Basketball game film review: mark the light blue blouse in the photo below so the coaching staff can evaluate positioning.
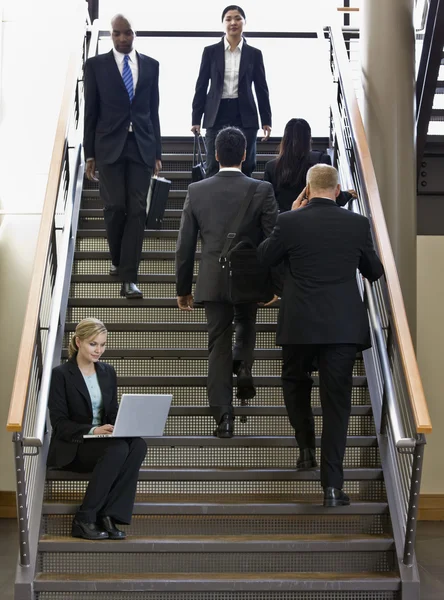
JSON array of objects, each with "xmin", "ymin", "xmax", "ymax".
[{"xmin": 82, "ymin": 372, "xmax": 104, "ymax": 434}]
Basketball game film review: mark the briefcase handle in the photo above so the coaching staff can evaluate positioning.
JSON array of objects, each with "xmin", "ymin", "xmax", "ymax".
[{"xmin": 193, "ymin": 131, "xmax": 207, "ymax": 167}]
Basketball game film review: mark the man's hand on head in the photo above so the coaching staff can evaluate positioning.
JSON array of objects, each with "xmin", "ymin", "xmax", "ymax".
[
  {"xmin": 177, "ymin": 294, "xmax": 194, "ymax": 311},
  {"xmin": 86, "ymin": 158, "xmax": 98, "ymax": 182},
  {"xmin": 291, "ymin": 186, "xmax": 309, "ymax": 210}
]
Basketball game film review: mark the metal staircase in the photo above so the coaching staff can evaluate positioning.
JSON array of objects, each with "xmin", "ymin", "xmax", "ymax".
[
  {"xmin": 30, "ymin": 137, "xmax": 401, "ymax": 599},
  {"xmin": 7, "ymin": 20, "xmax": 431, "ymax": 600}
]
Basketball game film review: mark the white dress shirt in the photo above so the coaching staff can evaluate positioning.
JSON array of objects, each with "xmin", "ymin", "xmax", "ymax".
[
  {"xmin": 113, "ymin": 48, "xmax": 138, "ymax": 132},
  {"xmin": 222, "ymin": 37, "xmax": 244, "ymax": 99},
  {"xmin": 219, "ymin": 167, "xmax": 242, "ymax": 172}
]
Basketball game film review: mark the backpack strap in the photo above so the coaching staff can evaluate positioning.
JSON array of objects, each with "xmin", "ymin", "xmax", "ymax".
[{"xmin": 219, "ymin": 180, "xmax": 260, "ymax": 265}]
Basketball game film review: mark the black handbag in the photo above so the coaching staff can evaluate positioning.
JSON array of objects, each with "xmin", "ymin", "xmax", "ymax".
[
  {"xmin": 219, "ymin": 180, "xmax": 275, "ymax": 304},
  {"xmin": 191, "ymin": 132, "xmax": 207, "ymax": 182}
]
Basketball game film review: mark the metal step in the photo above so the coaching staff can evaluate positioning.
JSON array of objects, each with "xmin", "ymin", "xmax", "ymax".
[
  {"xmin": 45, "ymin": 478, "xmax": 385, "ymax": 502},
  {"xmin": 41, "ymin": 509, "xmax": 390, "ymax": 537},
  {"xmin": 42, "ymin": 495, "xmax": 388, "ymax": 516},
  {"xmin": 111, "ymin": 386, "xmax": 370, "ymax": 408},
  {"xmin": 64, "ymin": 320, "xmax": 278, "ymax": 332},
  {"xmin": 47, "ymin": 466, "xmax": 382, "ymax": 481},
  {"xmin": 77, "ymin": 228, "xmax": 180, "ymax": 238},
  {"xmin": 39, "ymin": 533, "xmax": 395, "ymax": 553},
  {"xmin": 65, "ymin": 306, "xmax": 279, "ymax": 325},
  {"xmin": 74, "ymin": 250, "xmax": 198, "ymax": 261},
  {"xmin": 61, "ymin": 348, "xmax": 283, "ymax": 359},
  {"xmin": 79, "ymin": 357, "xmax": 364, "ymax": 379},
  {"xmin": 80, "ymin": 375, "xmax": 367, "ymax": 387},
  {"xmin": 34, "ymin": 572, "xmax": 401, "ymax": 593}
]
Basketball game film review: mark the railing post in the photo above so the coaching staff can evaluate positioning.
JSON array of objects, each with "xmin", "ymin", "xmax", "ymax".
[
  {"xmin": 403, "ymin": 436, "xmax": 426, "ymax": 566},
  {"xmin": 13, "ymin": 432, "xmax": 31, "ymax": 567}
]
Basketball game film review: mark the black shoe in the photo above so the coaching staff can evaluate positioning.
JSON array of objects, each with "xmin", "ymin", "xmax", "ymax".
[
  {"xmin": 323, "ymin": 487, "xmax": 350, "ymax": 507},
  {"xmin": 120, "ymin": 282, "xmax": 143, "ymax": 299},
  {"xmin": 296, "ymin": 448, "xmax": 318, "ymax": 471},
  {"xmin": 99, "ymin": 516, "xmax": 126, "ymax": 540},
  {"xmin": 236, "ymin": 362, "xmax": 256, "ymax": 400},
  {"xmin": 71, "ymin": 517, "xmax": 109, "ymax": 540},
  {"xmin": 213, "ymin": 413, "xmax": 234, "ymax": 438},
  {"xmin": 109, "ymin": 264, "xmax": 119, "ymax": 276}
]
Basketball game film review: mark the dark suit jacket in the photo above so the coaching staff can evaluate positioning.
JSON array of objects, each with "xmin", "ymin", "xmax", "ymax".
[
  {"xmin": 258, "ymin": 198, "xmax": 384, "ymax": 348},
  {"xmin": 192, "ymin": 39, "xmax": 272, "ymax": 129},
  {"xmin": 176, "ymin": 171, "xmax": 278, "ymax": 302},
  {"xmin": 84, "ymin": 50, "xmax": 161, "ymax": 166},
  {"xmin": 47, "ymin": 359, "xmax": 118, "ymax": 468},
  {"xmin": 264, "ymin": 151, "xmax": 351, "ymax": 213}
]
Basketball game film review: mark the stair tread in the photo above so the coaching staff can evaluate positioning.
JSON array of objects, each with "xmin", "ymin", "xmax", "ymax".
[
  {"xmin": 38, "ymin": 533, "xmax": 394, "ymax": 552},
  {"xmin": 67, "ymin": 376, "xmax": 367, "ymax": 388},
  {"xmin": 47, "ymin": 466, "xmax": 382, "ymax": 480},
  {"xmin": 34, "ymin": 571, "xmax": 401, "ymax": 593},
  {"xmin": 74, "ymin": 251, "xmax": 200, "ymax": 259},
  {"xmin": 45, "ymin": 436, "xmax": 377, "ymax": 452},
  {"xmin": 42, "ymin": 497, "xmax": 389, "ymax": 515},
  {"xmin": 36, "ymin": 571, "xmax": 401, "ymax": 580}
]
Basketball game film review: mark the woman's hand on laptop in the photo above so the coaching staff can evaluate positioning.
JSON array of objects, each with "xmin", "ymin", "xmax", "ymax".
[{"xmin": 92, "ymin": 424, "xmax": 114, "ymax": 435}]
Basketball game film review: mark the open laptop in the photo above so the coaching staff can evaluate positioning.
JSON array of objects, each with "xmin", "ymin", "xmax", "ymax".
[{"xmin": 84, "ymin": 393, "xmax": 172, "ymax": 438}]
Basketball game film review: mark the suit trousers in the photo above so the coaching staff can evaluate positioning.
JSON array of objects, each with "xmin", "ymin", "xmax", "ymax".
[
  {"xmin": 97, "ymin": 133, "xmax": 153, "ymax": 282},
  {"xmin": 204, "ymin": 301, "xmax": 257, "ymax": 423},
  {"xmin": 66, "ymin": 437, "xmax": 147, "ymax": 524},
  {"xmin": 281, "ymin": 344, "xmax": 357, "ymax": 490},
  {"xmin": 205, "ymin": 99, "xmax": 257, "ymax": 177}
]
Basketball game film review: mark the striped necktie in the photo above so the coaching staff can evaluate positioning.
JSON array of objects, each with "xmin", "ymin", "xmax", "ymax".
[{"xmin": 122, "ymin": 54, "xmax": 134, "ymax": 102}]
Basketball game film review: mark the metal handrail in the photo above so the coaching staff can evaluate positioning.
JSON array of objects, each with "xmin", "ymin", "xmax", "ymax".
[
  {"xmin": 6, "ymin": 14, "xmax": 87, "ymax": 433},
  {"xmin": 363, "ymin": 280, "xmax": 415, "ymax": 449},
  {"xmin": 328, "ymin": 21, "xmax": 432, "ymax": 436}
]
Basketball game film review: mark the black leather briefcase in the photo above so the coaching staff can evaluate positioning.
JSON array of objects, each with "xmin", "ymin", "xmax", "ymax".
[{"xmin": 146, "ymin": 176, "xmax": 171, "ymax": 229}]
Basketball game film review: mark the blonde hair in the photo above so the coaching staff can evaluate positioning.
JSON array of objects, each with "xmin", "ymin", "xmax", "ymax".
[
  {"xmin": 68, "ymin": 318, "xmax": 107, "ymax": 359},
  {"xmin": 306, "ymin": 164, "xmax": 339, "ymax": 192}
]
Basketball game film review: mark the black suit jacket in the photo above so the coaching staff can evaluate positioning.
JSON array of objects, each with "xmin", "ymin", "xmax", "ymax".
[
  {"xmin": 192, "ymin": 39, "xmax": 272, "ymax": 129},
  {"xmin": 258, "ymin": 198, "xmax": 384, "ymax": 348},
  {"xmin": 47, "ymin": 359, "xmax": 118, "ymax": 468},
  {"xmin": 176, "ymin": 171, "xmax": 278, "ymax": 302},
  {"xmin": 84, "ymin": 50, "xmax": 161, "ymax": 166},
  {"xmin": 264, "ymin": 151, "xmax": 351, "ymax": 213}
]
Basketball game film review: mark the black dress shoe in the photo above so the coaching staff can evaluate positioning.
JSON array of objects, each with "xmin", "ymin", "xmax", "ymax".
[
  {"xmin": 296, "ymin": 448, "xmax": 318, "ymax": 471},
  {"xmin": 120, "ymin": 282, "xmax": 143, "ymax": 299},
  {"xmin": 236, "ymin": 362, "xmax": 256, "ymax": 400},
  {"xmin": 71, "ymin": 517, "xmax": 108, "ymax": 540},
  {"xmin": 323, "ymin": 487, "xmax": 350, "ymax": 507},
  {"xmin": 99, "ymin": 516, "xmax": 126, "ymax": 540},
  {"xmin": 213, "ymin": 413, "xmax": 234, "ymax": 438},
  {"xmin": 109, "ymin": 264, "xmax": 119, "ymax": 276}
]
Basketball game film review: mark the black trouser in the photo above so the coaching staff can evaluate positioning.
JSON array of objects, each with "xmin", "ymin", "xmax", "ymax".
[
  {"xmin": 204, "ymin": 301, "xmax": 257, "ymax": 423},
  {"xmin": 281, "ymin": 344, "xmax": 357, "ymax": 490},
  {"xmin": 97, "ymin": 134, "xmax": 152, "ymax": 282},
  {"xmin": 66, "ymin": 437, "xmax": 147, "ymax": 524},
  {"xmin": 205, "ymin": 99, "xmax": 257, "ymax": 177}
]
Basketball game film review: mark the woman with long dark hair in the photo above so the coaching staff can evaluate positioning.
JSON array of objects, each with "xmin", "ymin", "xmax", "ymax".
[{"xmin": 264, "ymin": 118, "xmax": 352, "ymax": 212}]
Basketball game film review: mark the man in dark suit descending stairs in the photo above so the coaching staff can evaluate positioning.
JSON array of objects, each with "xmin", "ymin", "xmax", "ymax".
[
  {"xmin": 83, "ymin": 14, "xmax": 162, "ymax": 299},
  {"xmin": 259, "ymin": 164, "xmax": 384, "ymax": 507}
]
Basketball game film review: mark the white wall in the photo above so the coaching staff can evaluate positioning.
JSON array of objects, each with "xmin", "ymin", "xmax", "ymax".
[{"xmin": 0, "ymin": 0, "xmax": 86, "ymax": 490}]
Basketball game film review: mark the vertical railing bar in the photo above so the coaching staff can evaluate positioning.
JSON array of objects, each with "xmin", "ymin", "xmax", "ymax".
[
  {"xmin": 403, "ymin": 437, "xmax": 426, "ymax": 565},
  {"xmin": 13, "ymin": 432, "xmax": 31, "ymax": 567}
]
